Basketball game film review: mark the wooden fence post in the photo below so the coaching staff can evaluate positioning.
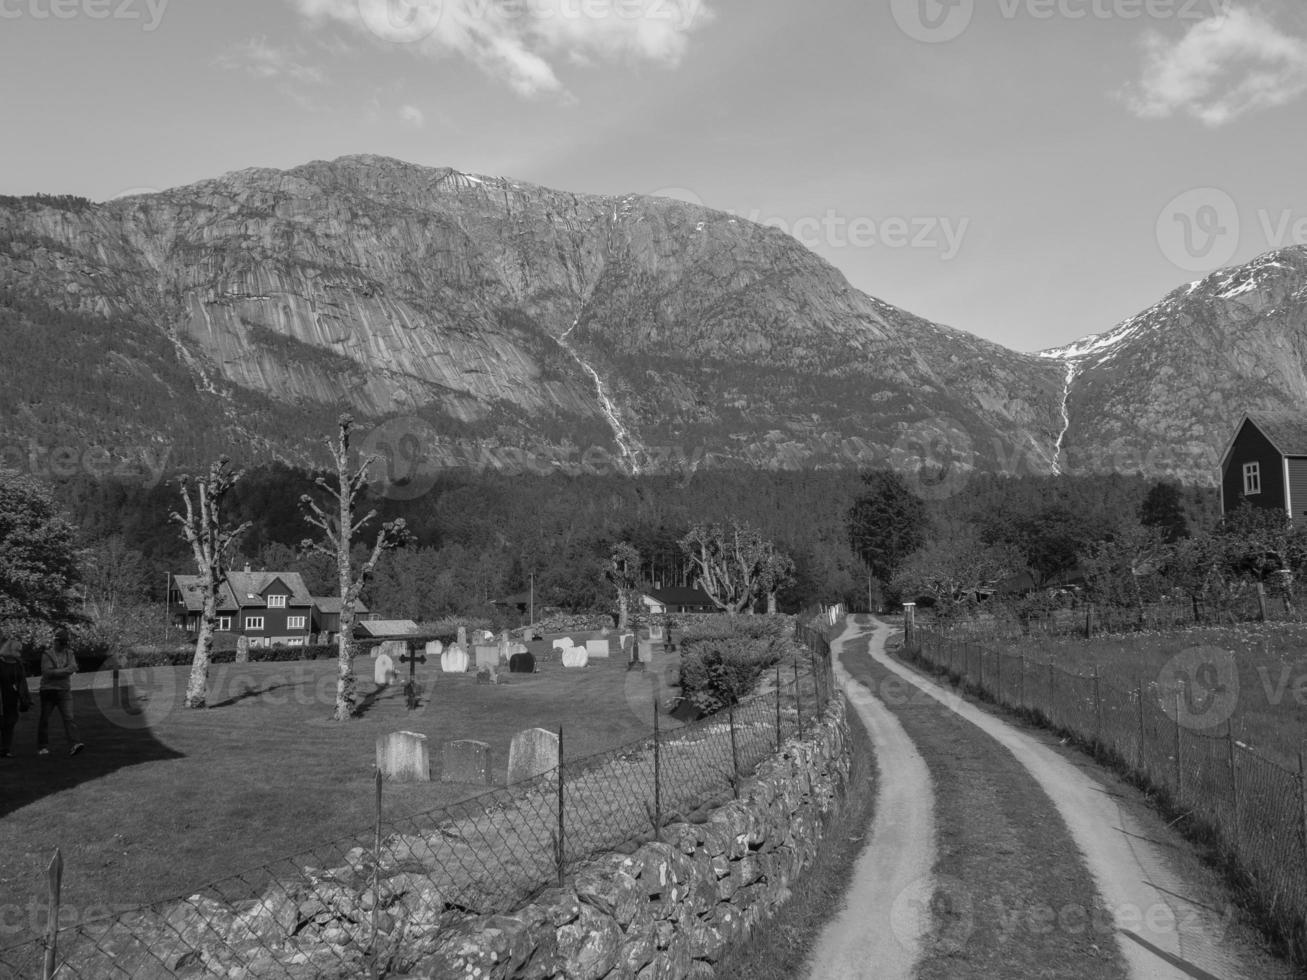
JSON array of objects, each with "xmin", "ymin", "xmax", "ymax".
[
  {"xmin": 1093, "ymin": 665, "xmax": 1103, "ymax": 748},
  {"xmin": 370, "ymin": 770, "xmax": 382, "ymax": 976},
  {"xmin": 1085, "ymin": 603, "xmax": 1093, "ymax": 638},
  {"xmin": 1019, "ymin": 656, "xmax": 1025, "ymax": 710},
  {"xmin": 42, "ymin": 849, "xmax": 62, "ymax": 980},
  {"xmin": 1137, "ymin": 677, "xmax": 1146, "ymax": 771},
  {"xmin": 728, "ymin": 702, "xmax": 739, "ymax": 795},
  {"xmin": 1049, "ymin": 658, "xmax": 1056, "ymax": 725},
  {"xmin": 775, "ymin": 662, "xmax": 782, "ymax": 751},
  {"xmin": 793, "ymin": 658, "xmax": 803, "ymax": 740},
  {"xmin": 1299, "ymin": 748, "xmax": 1307, "ymax": 865},
  {"xmin": 653, "ymin": 697, "xmax": 662, "ymax": 842}
]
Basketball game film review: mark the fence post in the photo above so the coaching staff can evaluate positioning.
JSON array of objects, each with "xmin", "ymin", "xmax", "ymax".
[
  {"xmin": 775, "ymin": 662, "xmax": 782, "ymax": 751},
  {"xmin": 793, "ymin": 658, "xmax": 804, "ymax": 741},
  {"xmin": 1093, "ymin": 665, "xmax": 1103, "ymax": 748},
  {"xmin": 1137, "ymin": 677, "xmax": 1146, "ymax": 771},
  {"xmin": 1299, "ymin": 749, "xmax": 1307, "ymax": 865},
  {"xmin": 42, "ymin": 849, "xmax": 62, "ymax": 980},
  {"xmin": 1257, "ymin": 582, "xmax": 1268, "ymax": 622},
  {"xmin": 1226, "ymin": 719, "xmax": 1239, "ymax": 841},
  {"xmin": 996, "ymin": 649, "xmax": 1002, "ymax": 703},
  {"xmin": 1085, "ymin": 603, "xmax": 1093, "ymax": 638},
  {"xmin": 808, "ymin": 642, "xmax": 823, "ymax": 714},
  {"xmin": 556, "ymin": 725, "xmax": 566, "ymax": 884},
  {"xmin": 728, "ymin": 701, "xmax": 740, "ymax": 797},
  {"xmin": 653, "ymin": 698, "xmax": 662, "ymax": 842},
  {"xmin": 1173, "ymin": 691, "xmax": 1183, "ymax": 801},
  {"xmin": 370, "ymin": 770, "xmax": 382, "ymax": 976}
]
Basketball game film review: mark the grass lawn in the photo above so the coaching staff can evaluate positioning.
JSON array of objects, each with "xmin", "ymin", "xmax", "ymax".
[
  {"xmin": 994, "ymin": 622, "xmax": 1307, "ymax": 768},
  {"xmin": 0, "ymin": 649, "xmax": 684, "ymax": 945}
]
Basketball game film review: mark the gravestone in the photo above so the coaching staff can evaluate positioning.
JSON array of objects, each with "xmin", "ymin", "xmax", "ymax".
[
  {"xmin": 374, "ymin": 651, "xmax": 396, "ymax": 687},
  {"xmin": 507, "ymin": 642, "xmax": 529, "ymax": 657},
  {"xmin": 551, "ymin": 638, "xmax": 571, "ymax": 653},
  {"xmin": 425, "ymin": 640, "xmax": 444, "ymax": 658},
  {"xmin": 456, "ymin": 626, "xmax": 468, "ymax": 648},
  {"xmin": 585, "ymin": 639, "xmax": 610, "ymax": 660},
  {"xmin": 620, "ymin": 633, "xmax": 634, "ymax": 659},
  {"xmin": 648, "ymin": 623, "xmax": 666, "ymax": 642},
  {"xmin": 507, "ymin": 727, "xmax": 560, "ymax": 784},
  {"xmin": 376, "ymin": 731, "xmax": 430, "ymax": 782},
  {"xmin": 637, "ymin": 639, "xmax": 656, "ymax": 664},
  {"xmin": 508, "ymin": 651, "xmax": 535, "ymax": 674},
  {"xmin": 498, "ymin": 631, "xmax": 511, "ymax": 661},
  {"xmin": 379, "ymin": 639, "xmax": 407, "ymax": 661},
  {"xmin": 561, "ymin": 645, "xmax": 589, "ymax": 669},
  {"xmin": 474, "ymin": 645, "xmax": 500, "ymax": 671},
  {"xmin": 235, "ymin": 635, "xmax": 250, "ymax": 664},
  {"xmin": 442, "ymin": 740, "xmax": 492, "ymax": 785},
  {"xmin": 476, "ymin": 665, "xmax": 499, "ymax": 685},
  {"xmin": 441, "ymin": 645, "xmax": 469, "ymax": 673}
]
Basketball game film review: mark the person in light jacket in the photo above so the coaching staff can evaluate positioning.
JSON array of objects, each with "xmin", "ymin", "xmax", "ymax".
[
  {"xmin": 0, "ymin": 633, "xmax": 32, "ymax": 758},
  {"xmin": 38, "ymin": 626, "xmax": 84, "ymax": 757}
]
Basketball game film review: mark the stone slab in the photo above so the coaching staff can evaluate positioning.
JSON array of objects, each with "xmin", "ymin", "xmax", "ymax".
[
  {"xmin": 441, "ymin": 739, "xmax": 492, "ymax": 785},
  {"xmin": 507, "ymin": 727, "xmax": 560, "ymax": 784},
  {"xmin": 377, "ymin": 731, "xmax": 430, "ymax": 782}
]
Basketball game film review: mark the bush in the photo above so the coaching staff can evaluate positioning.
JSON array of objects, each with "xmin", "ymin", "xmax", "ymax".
[{"xmin": 678, "ymin": 635, "xmax": 786, "ymax": 714}]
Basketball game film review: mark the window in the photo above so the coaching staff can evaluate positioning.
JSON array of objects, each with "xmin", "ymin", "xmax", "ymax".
[
  {"xmin": 287, "ymin": 638, "xmax": 304, "ymax": 647},
  {"xmin": 216, "ymin": 616, "xmax": 232, "ymax": 631},
  {"xmin": 267, "ymin": 594, "xmax": 287, "ymax": 608},
  {"xmin": 245, "ymin": 616, "xmax": 265, "ymax": 631},
  {"xmin": 288, "ymin": 616, "xmax": 306, "ymax": 630},
  {"xmin": 1243, "ymin": 462, "xmax": 1262, "ymax": 495}
]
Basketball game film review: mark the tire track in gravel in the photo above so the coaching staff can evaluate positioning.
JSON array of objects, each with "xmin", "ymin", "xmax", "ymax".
[{"xmin": 839, "ymin": 616, "xmax": 1133, "ymax": 980}]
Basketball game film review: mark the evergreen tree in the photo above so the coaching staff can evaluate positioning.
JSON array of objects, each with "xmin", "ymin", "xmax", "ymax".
[
  {"xmin": 846, "ymin": 471, "xmax": 930, "ymax": 586},
  {"xmin": 1139, "ymin": 481, "xmax": 1190, "ymax": 543}
]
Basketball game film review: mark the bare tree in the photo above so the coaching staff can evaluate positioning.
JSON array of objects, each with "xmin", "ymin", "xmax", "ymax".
[
  {"xmin": 300, "ymin": 416, "xmax": 409, "ymax": 721},
  {"xmin": 171, "ymin": 458, "xmax": 251, "ymax": 709},
  {"xmin": 604, "ymin": 542, "xmax": 641, "ymax": 629},
  {"xmin": 679, "ymin": 522, "xmax": 780, "ymax": 615}
]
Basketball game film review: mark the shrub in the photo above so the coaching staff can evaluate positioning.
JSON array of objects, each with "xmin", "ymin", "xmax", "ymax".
[{"xmin": 678, "ymin": 635, "xmax": 785, "ymax": 714}]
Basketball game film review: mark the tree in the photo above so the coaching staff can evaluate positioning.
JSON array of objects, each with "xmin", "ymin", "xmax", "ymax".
[
  {"xmin": 757, "ymin": 549, "xmax": 796, "ymax": 615},
  {"xmin": 80, "ymin": 535, "xmax": 151, "ymax": 621},
  {"xmin": 301, "ymin": 416, "xmax": 410, "ymax": 721},
  {"xmin": 171, "ymin": 458, "xmax": 252, "ymax": 709},
  {"xmin": 891, "ymin": 529, "xmax": 1025, "ymax": 613},
  {"xmin": 1139, "ymin": 481, "xmax": 1190, "ymax": 543},
  {"xmin": 679, "ymin": 522, "xmax": 784, "ymax": 615},
  {"xmin": 0, "ymin": 470, "xmax": 80, "ymax": 638},
  {"xmin": 1215, "ymin": 503, "xmax": 1307, "ymax": 598},
  {"xmin": 846, "ymin": 471, "xmax": 930, "ymax": 586},
  {"xmin": 604, "ymin": 542, "xmax": 641, "ymax": 629},
  {"xmin": 1079, "ymin": 521, "xmax": 1170, "ymax": 612}
]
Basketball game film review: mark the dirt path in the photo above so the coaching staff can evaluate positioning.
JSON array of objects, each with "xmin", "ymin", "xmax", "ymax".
[
  {"xmin": 860, "ymin": 616, "xmax": 1285, "ymax": 980},
  {"xmin": 805, "ymin": 618, "xmax": 936, "ymax": 980}
]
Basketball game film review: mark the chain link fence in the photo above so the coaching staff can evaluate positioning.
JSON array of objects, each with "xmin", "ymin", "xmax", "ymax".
[
  {"xmin": 906, "ymin": 627, "xmax": 1307, "ymax": 962},
  {"xmin": 0, "ymin": 626, "xmax": 834, "ymax": 979}
]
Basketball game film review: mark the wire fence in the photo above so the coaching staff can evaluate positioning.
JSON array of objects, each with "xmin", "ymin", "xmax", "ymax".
[
  {"xmin": 0, "ymin": 627, "xmax": 835, "ymax": 980},
  {"xmin": 944, "ymin": 582, "xmax": 1307, "ymax": 642},
  {"xmin": 905, "ymin": 625, "xmax": 1307, "ymax": 962}
]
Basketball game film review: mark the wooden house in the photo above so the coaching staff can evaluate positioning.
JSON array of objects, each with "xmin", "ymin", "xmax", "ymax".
[{"xmin": 1219, "ymin": 414, "xmax": 1307, "ymax": 522}]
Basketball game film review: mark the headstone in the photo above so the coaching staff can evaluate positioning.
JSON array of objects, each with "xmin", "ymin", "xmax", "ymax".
[
  {"xmin": 476, "ymin": 665, "xmax": 499, "ymax": 685},
  {"xmin": 561, "ymin": 645, "xmax": 589, "ymax": 669},
  {"xmin": 620, "ymin": 633, "xmax": 634, "ymax": 658},
  {"xmin": 648, "ymin": 623, "xmax": 666, "ymax": 642},
  {"xmin": 585, "ymin": 639, "xmax": 610, "ymax": 660},
  {"xmin": 507, "ymin": 727, "xmax": 560, "ymax": 784},
  {"xmin": 637, "ymin": 639, "xmax": 656, "ymax": 664},
  {"xmin": 476, "ymin": 629, "xmax": 494, "ymax": 643},
  {"xmin": 374, "ymin": 652, "xmax": 396, "ymax": 686},
  {"xmin": 441, "ymin": 740, "xmax": 492, "ymax": 785},
  {"xmin": 235, "ymin": 635, "xmax": 250, "ymax": 664},
  {"xmin": 441, "ymin": 645, "xmax": 469, "ymax": 673},
  {"xmin": 508, "ymin": 652, "xmax": 535, "ymax": 674},
  {"xmin": 551, "ymin": 638, "xmax": 571, "ymax": 652},
  {"xmin": 376, "ymin": 731, "xmax": 430, "ymax": 782},
  {"xmin": 498, "ymin": 631, "xmax": 510, "ymax": 660},
  {"xmin": 456, "ymin": 626, "xmax": 468, "ymax": 648},
  {"xmin": 425, "ymin": 640, "xmax": 444, "ymax": 658},
  {"xmin": 474, "ymin": 645, "xmax": 500, "ymax": 670}
]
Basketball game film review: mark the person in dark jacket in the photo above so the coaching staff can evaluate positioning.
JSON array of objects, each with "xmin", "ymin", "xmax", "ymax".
[
  {"xmin": 38, "ymin": 626, "xmax": 84, "ymax": 757},
  {"xmin": 0, "ymin": 633, "xmax": 33, "ymax": 758}
]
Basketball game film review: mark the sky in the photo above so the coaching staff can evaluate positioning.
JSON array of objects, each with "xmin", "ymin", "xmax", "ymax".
[{"xmin": 2, "ymin": 0, "xmax": 1306, "ymax": 353}]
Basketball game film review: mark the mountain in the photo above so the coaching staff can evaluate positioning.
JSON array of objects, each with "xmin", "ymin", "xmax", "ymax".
[
  {"xmin": 0, "ymin": 155, "xmax": 1304, "ymax": 488},
  {"xmin": 1038, "ymin": 247, "xmax": 1307, "ymax": 485}
]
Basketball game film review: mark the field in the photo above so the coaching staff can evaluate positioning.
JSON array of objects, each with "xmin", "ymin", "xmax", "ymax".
[
  {"xmin": 0, "ymin": 648, "xmax": 684, "ymax": 944},
  {"xmin": 995, "ymin": 621, "xmax": 1307, "ymax": 770}
]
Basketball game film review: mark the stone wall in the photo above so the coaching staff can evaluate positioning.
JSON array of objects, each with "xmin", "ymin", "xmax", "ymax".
[{"xmin": 405, "ymin": 696, "xmax": 850, "ymax": 979}]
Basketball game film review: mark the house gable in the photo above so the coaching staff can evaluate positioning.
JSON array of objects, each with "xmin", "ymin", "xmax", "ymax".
[{"xmin": 1221, "ymin": 417, "xmax": 1288, "ymax": 517}]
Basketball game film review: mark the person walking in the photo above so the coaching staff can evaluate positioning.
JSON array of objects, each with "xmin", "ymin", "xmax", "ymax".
[
  {"xmin": 37, "ymin": 626, "xmax": 84, "ymax": 757},
  {"xmin": 0, "ymin": 633, "xmax": 32, "ymax": 758}
]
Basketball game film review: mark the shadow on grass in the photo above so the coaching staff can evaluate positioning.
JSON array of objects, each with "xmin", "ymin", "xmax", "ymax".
[
  {"xmin": 208, "ymin": 682, "xmax": 296, "ymax": 709},
  {"xmin": 0, "ymin": 687, "xmax": 184, "ymax": 819}
]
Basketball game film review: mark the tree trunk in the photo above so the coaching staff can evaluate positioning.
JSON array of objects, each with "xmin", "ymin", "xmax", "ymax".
[
  {"xmin": 186, "ymin": 587, "xmax": 216, "ymax": 708},
  {"xmin": 335, "ymin": 497, "xmax": 356, "ymax": 721},
  {"xmin": 767, "ymin": 592, "xmax": 777, "ymax": 615}
]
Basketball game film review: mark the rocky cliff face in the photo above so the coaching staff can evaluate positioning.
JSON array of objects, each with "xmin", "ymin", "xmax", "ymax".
[{"xmin": 1, "ymin": 156, "xmax": 1304, "ymax": 485}]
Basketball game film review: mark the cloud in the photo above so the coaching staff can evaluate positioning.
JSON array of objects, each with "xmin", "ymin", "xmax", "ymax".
[
  {"xmin": 399, "ymin": 103, "xmax": 426, "ymax": 126},
  {"xmin": 1122, "ymin": 7, "xmax": 1307, "ymax": 126},
  {"xmin": 216, "ymin": 36, "xmax": 327, "ymax": 85},
  {"xmin": 286, "ymin": 0, "xmax": 714, "ymax": 96}
]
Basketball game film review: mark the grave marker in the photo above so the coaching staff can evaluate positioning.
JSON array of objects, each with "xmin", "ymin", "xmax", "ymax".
[
  {"xmin": 376, "ymin": 731, "xmax": 430, "ymax": 782},
  {"xmin": 441, "ymin": 644, "xmax": 469, "ymax": 673},
  {"xmin": 508, "ymin": 651, "xmax": 536, "ymax": 674},
  {"xmin": 442, "ymin": 740, "xmax": 492, "ymax": 785},
  {"xmin": 474, "ymin": 645, "xmax": 500, "ymax": 671},
  {"xmin": 507, "ymin": 727, "xmax": 560, "ymax": 784},
  {"xmin": 585, "ymin": 639, "xmax": 610, "ymax": 660}
]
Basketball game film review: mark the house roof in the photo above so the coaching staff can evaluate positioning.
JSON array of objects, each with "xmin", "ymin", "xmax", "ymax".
[
  {"xmin": 1249, "ymin": 413, "xmax": 1307, "ymax": 458},
  {"xmin": 172, "ymin": 571, "xmax": 314, "ymax": 611},
  {"xmin": 311, "ymin": 596, "xmax": 369, "ymax": 615},
  {"xmin": 355, "ymin": 619, "xmax": 420, "ymax": 638},
  {"xmin": 645, "ymin": 587, "xmax": 717, "ymax": 607}
]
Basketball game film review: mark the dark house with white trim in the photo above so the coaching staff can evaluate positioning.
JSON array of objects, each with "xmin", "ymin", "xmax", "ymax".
[
  {"xmin": 169, "ymin": 568, "xmax": 369, "ymax": 646},
  {"xmin": 1220, "ymin": 414, "xmax": 1307, "ymax": 522}
]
